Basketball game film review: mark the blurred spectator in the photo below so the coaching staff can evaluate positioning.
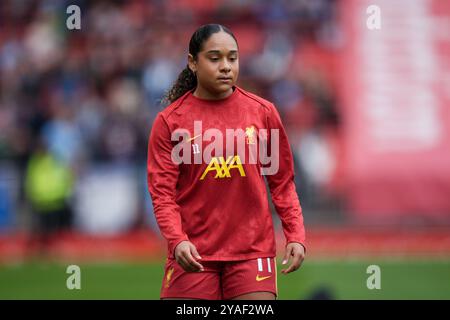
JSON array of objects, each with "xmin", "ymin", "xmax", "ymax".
[
  {"xmin": 24, "ymin": 138, "xmax": 74, "ymax": 255},
  {"xmin": 41, "ymin": 104, "xmax": 83, "ymax": 167}
]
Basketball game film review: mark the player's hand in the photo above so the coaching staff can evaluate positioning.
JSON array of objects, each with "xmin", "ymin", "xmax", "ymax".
[
  {"xmin": 174, "ymin": 241, "xmax": 204, "ymax": 272},
  {"xmin": 281, "ymin": 242, "xmax": 305, "ymax": 274}
]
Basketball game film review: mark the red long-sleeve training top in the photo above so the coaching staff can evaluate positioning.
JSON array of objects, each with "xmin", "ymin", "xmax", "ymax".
[{"xmin": 147, "ymin": 86, "xmax": 305, "ymax": 261}]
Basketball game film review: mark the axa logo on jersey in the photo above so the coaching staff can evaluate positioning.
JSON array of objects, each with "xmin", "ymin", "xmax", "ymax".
[
  {"xmin": 170, "ymin": 121, "xmax": 280, "ymax": 176},
  {"xmin": 200, "ymin": 155, "xmax": 245, "ymax": 180}
]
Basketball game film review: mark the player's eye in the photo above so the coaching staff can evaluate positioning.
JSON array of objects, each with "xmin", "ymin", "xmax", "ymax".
[{"xmin": 209, "ymin": 57, "xmax": 219, "ymax": 61}]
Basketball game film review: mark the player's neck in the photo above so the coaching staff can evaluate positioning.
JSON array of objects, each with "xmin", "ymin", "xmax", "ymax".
[{"xmin": 193, "ymin": 86, "xmax": 233, "ymax": 101}]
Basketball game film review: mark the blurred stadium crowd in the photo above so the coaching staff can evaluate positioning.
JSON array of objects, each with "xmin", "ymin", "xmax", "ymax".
[{"xmin": 0, "ymin": 0, "xmax": 343, "ymax": 239}]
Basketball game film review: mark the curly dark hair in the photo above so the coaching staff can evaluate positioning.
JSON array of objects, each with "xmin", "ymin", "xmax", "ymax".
[{"xmin": 164, "ymin": 24, "xmax": 237, "ymax": 103}]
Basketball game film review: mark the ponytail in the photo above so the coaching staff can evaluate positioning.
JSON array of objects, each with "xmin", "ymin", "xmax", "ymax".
[{"xmin": 163, "ymin": 66, "xmax": 197, "ymax": 104}]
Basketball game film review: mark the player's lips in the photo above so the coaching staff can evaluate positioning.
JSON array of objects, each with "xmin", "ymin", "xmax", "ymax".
[{"xmin": 217, "ymin": 76, "xmax": 233, "ymax": 83}]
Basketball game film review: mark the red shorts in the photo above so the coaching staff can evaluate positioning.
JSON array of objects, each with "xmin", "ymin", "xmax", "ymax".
[{"xmin": 161, "ymin": 257, "xmax": 278, "ymax": 300}]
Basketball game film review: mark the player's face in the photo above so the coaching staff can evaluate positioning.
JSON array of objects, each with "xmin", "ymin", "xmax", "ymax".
[{"xmin": 190, "ymin": 31, "xmax": 239, "ymax": 99}]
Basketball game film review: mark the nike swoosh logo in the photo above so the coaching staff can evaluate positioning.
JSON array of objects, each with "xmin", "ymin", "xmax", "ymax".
[
  {"xmin": 187, "ymin": 134, "xmax": 201, "ymax": 142},
  {"xmin": 256, "ymin": 275, "xmax": 272, "ymax": 282}
]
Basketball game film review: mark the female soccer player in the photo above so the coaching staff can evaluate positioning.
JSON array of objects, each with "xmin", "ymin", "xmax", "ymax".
[{"xmin": 147, "ymin": 24, "xmax": 306, "ymax": 300}]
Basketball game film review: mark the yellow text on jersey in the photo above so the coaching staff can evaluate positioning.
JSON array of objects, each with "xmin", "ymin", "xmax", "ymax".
[{"xmin": 200, "ymin": 155, "xmax": 246, "ymax": 180}]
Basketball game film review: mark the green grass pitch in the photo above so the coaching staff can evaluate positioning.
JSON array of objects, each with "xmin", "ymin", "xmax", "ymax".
[{"xmin": 1, "ymin": 259, "xmax": 449, "ymax": 299}]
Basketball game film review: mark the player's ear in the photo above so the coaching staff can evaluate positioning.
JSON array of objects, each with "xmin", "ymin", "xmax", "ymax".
[{"xmin": 188, "ymin": 54, "xmax": 197, "ymax": 74}]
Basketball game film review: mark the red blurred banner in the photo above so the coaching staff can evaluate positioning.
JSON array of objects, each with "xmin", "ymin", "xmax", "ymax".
[{"xmin": 340, "ymin": 0, "xmax": 450, "ymax": 221}]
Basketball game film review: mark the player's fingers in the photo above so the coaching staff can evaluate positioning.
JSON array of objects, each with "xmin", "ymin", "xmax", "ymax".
[
  {"xmin": 282, "ymin": 251, "xmax": 304, "ymax": 274},
  {"xmin": 297, "ymin": 251, "xmax": 305, "ymax": 268},
  {"xmin": 177, "ymin": 251, "xmax": 198, "ymax": 272},
  {"xmin": 190, "ymin": 244, "xmax": 202, "ymax": 261},
  {"xmin": 289, "ymin": 254, "xmax": 302, "ymax": 273},
  {"xmin": 176, "ymin": 247, "xmax": 201, "ymax": 272},
  {"xmin": 282, "ymin": 246, "xmax": 293, "ymax": 266},
  {"xmin": 176, "ymin": 254, "xmax": 192, "ymax": 272},
  {"xmin": 298, "ymin": 244, "xmax": 306, "ymax": 264},
  {"xmin": 182, "ymin": 250, "xmax": 204, "ymax": 272},
  {"xmin": 281, "ymin": 260, "xmax": 297, "ymax": 274}
]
